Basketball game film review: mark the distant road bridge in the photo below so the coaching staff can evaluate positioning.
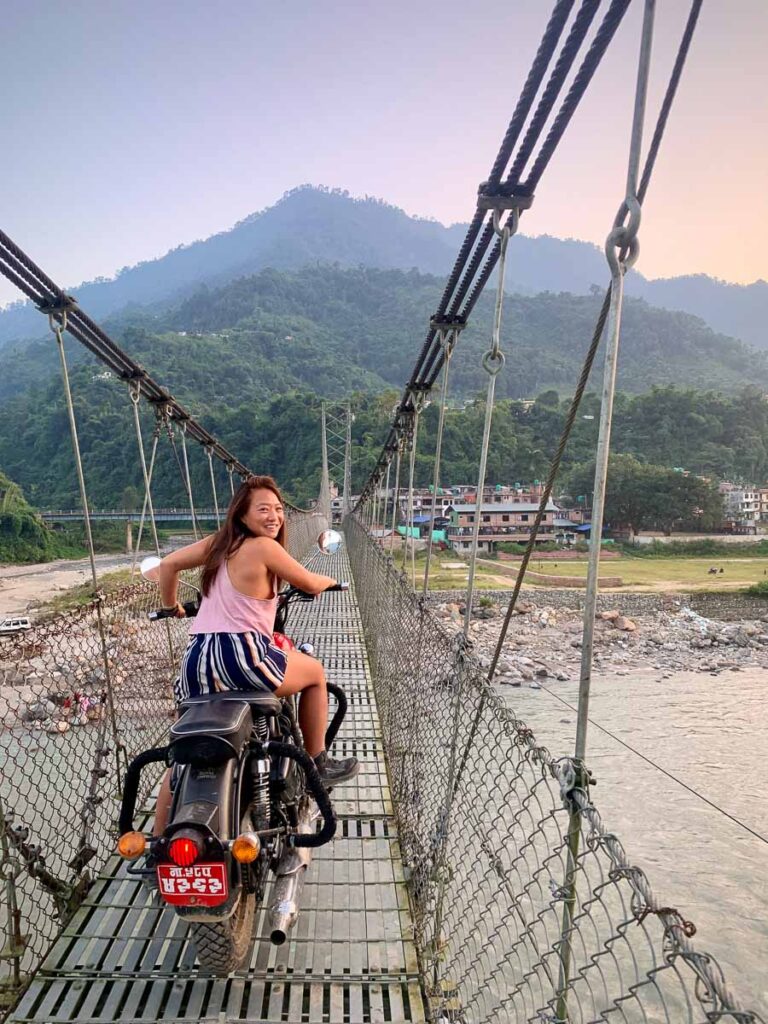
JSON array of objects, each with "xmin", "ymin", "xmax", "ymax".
[{"xmin": 40, "ymin": 509, "xmax": 220, "ymax": 523}]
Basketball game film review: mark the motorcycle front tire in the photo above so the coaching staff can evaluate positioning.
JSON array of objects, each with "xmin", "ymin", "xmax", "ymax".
[{"xmin": 190, "ymin": 890, "xmax": 255, "ymax": 974}]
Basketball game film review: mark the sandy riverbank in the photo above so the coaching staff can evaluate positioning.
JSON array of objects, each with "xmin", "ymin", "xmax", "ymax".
[
  {"xmin": 0, "ymin": 552, "xmax": 160, "ymax": 618},
  {"xmin": 0, "ymin": 537, "xmax": 194, "ymax": 618}
]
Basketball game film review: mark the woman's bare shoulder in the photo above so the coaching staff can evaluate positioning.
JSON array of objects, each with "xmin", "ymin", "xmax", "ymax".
[{"xmin": 235, "ymin": 536, "xmax": 280, "ymax": 559}]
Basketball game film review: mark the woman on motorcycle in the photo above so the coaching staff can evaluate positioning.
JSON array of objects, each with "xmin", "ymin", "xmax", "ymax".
[{"xmin": 153, "ymin": 474, "xmax": 358, "ymax": 832}]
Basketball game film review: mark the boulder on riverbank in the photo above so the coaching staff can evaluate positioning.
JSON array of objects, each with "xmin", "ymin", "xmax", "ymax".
[{"xmin": 431, "ymin": 595, "xmax": 768, "ymax": 680}]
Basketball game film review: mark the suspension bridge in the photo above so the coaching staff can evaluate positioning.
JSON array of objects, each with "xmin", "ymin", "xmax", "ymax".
[{"xmin": 1, "ymin": 1, "xmax": 764, "ymax": 1021}]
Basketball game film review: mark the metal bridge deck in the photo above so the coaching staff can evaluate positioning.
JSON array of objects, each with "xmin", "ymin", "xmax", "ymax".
[{"xmin": 9, "ymin": 557, "xmax": 426, "ymax": 1024}]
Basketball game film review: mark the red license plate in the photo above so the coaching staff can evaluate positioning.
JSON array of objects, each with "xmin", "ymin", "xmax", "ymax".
[{"xmin": 157, "ymin": 862, "xmax": 229, "ymax": 907}]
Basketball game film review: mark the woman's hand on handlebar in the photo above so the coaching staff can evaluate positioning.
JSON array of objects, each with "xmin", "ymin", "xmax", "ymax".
[{"xmin": 148, "ymin": 600, "xmax": 199, "ymax": 621}]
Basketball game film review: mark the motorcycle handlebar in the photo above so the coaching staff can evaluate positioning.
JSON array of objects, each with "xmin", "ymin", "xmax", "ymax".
[
  {"xmin": 280, "ymin": 582, "xmax": 349, "ymax": 602},
  {"xmin": 148, "ymin": 600, "xmax": 199, "ymax": 621}
]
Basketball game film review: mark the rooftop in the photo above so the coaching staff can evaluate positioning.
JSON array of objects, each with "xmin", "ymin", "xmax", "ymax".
[{"xmin": 447, "ymin": 502, "xmax": 559, "ymax": 514}]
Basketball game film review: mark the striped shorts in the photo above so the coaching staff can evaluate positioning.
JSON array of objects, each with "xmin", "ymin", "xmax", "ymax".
[{"xmin": 174, "ymin": 631, "xmax": 288, "ymax": 704}]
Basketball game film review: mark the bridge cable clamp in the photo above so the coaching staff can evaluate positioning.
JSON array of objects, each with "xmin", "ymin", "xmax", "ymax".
[{"xmin": 476, "ymin": 181, "xmax": 535, "ymax": 212}]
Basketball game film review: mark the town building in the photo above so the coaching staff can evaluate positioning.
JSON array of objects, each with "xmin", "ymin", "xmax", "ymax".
[
  {"xmin": 719, "ymin": 483, "xmax": 761, "ymax": 527},
  {"xmin": 444, "ymin": 501, "xmax": 561, "ymax": 553}
]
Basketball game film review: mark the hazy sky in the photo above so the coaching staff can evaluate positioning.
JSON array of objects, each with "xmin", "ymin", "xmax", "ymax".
[{"xmin": 1, "ymin": 0, "xmax": 766, "ymax": 308}]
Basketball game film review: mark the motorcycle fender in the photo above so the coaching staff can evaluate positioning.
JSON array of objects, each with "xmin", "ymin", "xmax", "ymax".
[
  {"xmin": 168, "ymin": 760, "xmax": 243, "ymax": 922},
  {"xmin": 171, "ymin": 760, "xmax": 238, "ymax": 840},
  {"xmin": 172, "ymin": 888, "xmax": 243, "ymax": 923}
]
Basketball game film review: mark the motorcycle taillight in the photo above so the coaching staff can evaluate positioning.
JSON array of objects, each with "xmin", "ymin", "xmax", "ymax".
[{"xmin": 168, "ymin": 835, "xmax": 202, "ymax": 867}]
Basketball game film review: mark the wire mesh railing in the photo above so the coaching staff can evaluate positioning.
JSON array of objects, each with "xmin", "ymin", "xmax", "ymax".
[
  {"xmin": 345, "ymin": 515, "xmax": 763, "ymax": 1024},
  {"xmin": 0, "ymin": 510, "xmax": 317, "ymax": 1013}
]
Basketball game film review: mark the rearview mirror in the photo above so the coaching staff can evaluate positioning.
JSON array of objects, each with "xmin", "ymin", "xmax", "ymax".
[
  {"xmin": 139, "ymin": 555, "xmax": 162, "ymax": 582},
  {"xmin": 317, "ymin": 530, "xmax": 342, "ymax": 555}
]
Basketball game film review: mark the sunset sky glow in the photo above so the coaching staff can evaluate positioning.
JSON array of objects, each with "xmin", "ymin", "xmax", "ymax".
[{"xmin": 1, "ymin": 0, "xmax": 766, "ymax": 307}]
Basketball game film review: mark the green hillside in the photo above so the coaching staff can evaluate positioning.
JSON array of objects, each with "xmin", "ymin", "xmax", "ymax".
[
  {"xmin": 1, "ymin": 265, "xmax": 767, "ymax": 512},
  {"xmin": 1, "ymin": 265, "xmax": 765, "ymax": 408}
]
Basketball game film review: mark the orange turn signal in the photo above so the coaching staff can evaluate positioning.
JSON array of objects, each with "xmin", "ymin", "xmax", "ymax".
[
  {"xmin": 231, "ymin": 832, "xmax": 261, "ymax": 864},
  {"xmin": 117, "ymin": 831, "xmax": 147, "ymax": 860}
]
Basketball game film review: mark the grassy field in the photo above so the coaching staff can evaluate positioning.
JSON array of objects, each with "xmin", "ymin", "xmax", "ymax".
[
  {"xmin": 389, "ymin": 546, "xmax": 768, "ymax": 593},
  {"xmin": 507, "ymin": 555, "xmax": 768, "ymax": 591}
]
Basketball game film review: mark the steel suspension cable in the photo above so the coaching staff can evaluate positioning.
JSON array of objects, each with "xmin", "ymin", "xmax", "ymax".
[
  {"xmin": 407, "ymin": 0, "xmax": 575, "ymax": 390},
  {"xmin": 47, "ymin": 310, "xmax": 123, "ymax": 791},
  {"xmin": 636, "ymin": 0, "xmax": 703, "ymax": 206},
  {"xmin": 422, "ymin": 0, "xmax": 632, "ymax": 384},
  {"xmin": 458, "ymin": 2, "xmax": 635, "ymax": 329},
  {"xmin": 128, "ymin": 383, "xmax": 177, "ymax": 673},
  {"xmin": 206, "ymin": 448, "xmax": 221, "ymax": 528},
  {"xmin": 382, "ymin": 458, "xmax": 392, "ymax": 540},
  {"xmin": 415, "ymin": 0, "xmax": 606, "ymax": 388},
  {"xmin": 446, "ymin": 1, "xmax": 704, "ymax": 864},
  {"xmin": 389, "ymin": 440, "xmax": 404, "ymax": 557},
  {"xmin": 463, "ymin": 212, "xmax": 516, "ymax": 635},
  {"xmin": 129, "ymin": 384, "xmax": 162, "ymax": 557},
  {"xmin": 487, "ymin": 0, "xmax": 705, "ymax": 688},
  {"xmin": 405, "ymin": 398, "xmax": 426, "ymax": 588},
  {"xmin": 130, "ymin": 422, "xmax": 161, "ymax": 578},
  {"xmin": 422, "ymin": 330, "xmax": 457, "ymax": 594},
  {"xmin": 0, "ymin": 230, "xmax": 311, "ymax": 513},
  {"xmin": 357, "ymin": 1, "xmax": 639, "ymax": 502},
  {"xmin": 179, "ymin": 423, "xmax": 201, "ymax": 540},
  {"xmin": 524, "ymin": 0, "xmax": 634, "ymax": 193}
]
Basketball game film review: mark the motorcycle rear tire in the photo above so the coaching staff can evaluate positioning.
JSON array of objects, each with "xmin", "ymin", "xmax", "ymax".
[
  {"xmin": 190, "ymin": 794, "xmax": 267, "ymax": 973},
  {"xmin": 190, "ymin": 891, "xmax": 255, "ymax": 974}
]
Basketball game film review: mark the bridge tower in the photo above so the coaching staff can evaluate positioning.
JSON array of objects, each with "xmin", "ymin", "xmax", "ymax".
[{"xmin": 320, "ymin": 401, "xmax": 352, "ymax": 521}]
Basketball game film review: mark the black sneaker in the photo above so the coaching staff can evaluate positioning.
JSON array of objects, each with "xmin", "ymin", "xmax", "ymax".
[{"xmin": 313, "ymin": 750, "xmax": 360, "ymax": 787}]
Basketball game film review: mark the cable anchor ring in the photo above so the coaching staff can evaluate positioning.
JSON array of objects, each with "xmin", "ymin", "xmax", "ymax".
[
  {"xmin": 481, "ymin": 349, "xmax": 505, "ymax": 376},
  {"xmin": 492, "ymin": 208, "xmax": 518, "ymax": 241}
]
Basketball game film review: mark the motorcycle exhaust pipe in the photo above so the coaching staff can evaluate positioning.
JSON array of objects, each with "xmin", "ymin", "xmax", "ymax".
[{"xmin": 269, "ymin": 808, "xmax": 316, "ymax": 945}]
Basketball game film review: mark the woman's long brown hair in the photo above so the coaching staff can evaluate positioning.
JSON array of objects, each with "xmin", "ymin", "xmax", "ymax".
[{"xmin": 200, "ymin": 475, "xmax": 287, "ymax": 596}]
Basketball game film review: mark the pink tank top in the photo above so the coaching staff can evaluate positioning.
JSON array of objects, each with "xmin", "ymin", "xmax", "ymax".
[{"xmin": 189, "ymin": 562, "xmax": 277, "ymax": 636}]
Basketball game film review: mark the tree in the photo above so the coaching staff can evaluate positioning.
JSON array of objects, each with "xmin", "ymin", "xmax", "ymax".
[
  {"xmin": 121, "ymin": 485, "xmax": 141, "ymax": 511},
  {"xmin": 566, "ymin": 454, "xmax": 724, "ymax": 536}
]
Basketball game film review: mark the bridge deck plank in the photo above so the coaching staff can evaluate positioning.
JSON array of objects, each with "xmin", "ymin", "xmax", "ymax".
[{"xmin": 8, "ymin": 549, "xmax": 426, "ymax": 1023}]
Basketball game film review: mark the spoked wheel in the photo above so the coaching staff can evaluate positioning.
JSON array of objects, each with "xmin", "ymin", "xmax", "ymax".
[{"xmin": 190, "ymin": 891, "xmax": 255, "ymax": 974}]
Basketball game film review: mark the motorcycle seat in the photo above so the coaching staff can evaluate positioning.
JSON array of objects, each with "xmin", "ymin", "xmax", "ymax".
[
  {"xmin": 171, "ymin": 694, "xmax": 279, "ymax": 765},
  {"xmin": 180, "ymin": 691, "xmax": 282, "ymax": 717}
]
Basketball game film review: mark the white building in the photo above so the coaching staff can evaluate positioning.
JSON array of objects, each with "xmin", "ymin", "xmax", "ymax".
[{"xmin": 719, "ymin": 483, "xmax": 761, "ymax": 523}]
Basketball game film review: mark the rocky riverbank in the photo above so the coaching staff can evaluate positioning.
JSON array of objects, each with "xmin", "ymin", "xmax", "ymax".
[{"xmin": 433, "ymin": 596, "xmax": 768, "ymax": 685}]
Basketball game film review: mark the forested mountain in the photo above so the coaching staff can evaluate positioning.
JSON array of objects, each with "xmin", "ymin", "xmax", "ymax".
[
  {"xmin": 1, "ymin": 265, "xmax": 764, "ymax": 410},
  {"xmin": 1, "ymin": 186, "xmax": 764, "ymax": 350},
  {"xmin": 3, "ymin": 260, "xmax": 767, "ymax": 512}
]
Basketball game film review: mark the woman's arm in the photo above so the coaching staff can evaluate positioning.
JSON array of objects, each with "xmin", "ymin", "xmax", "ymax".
[
  {"xmin": 158, "ymin": 536, "xmax": 214, "ymax": 609},
  {"xmin": 254, "ymin": 537, "xmax": 337, "ymax": 595}
]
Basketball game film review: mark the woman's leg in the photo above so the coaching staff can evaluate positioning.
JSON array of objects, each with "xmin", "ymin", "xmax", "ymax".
[{"xmin": 274, "ymin": 648, "xmax": 328, "ymax": 757}]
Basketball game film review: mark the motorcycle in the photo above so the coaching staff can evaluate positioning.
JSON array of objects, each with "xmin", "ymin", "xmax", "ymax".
[{"xmin": 117, "ymin": 529, "xmax": 349, "ymax": 973}]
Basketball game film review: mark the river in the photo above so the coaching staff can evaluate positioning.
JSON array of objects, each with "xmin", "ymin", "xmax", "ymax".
[{"xmin": 504, "ymin": 666, "xmax": 768, "ymax": 1017}]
